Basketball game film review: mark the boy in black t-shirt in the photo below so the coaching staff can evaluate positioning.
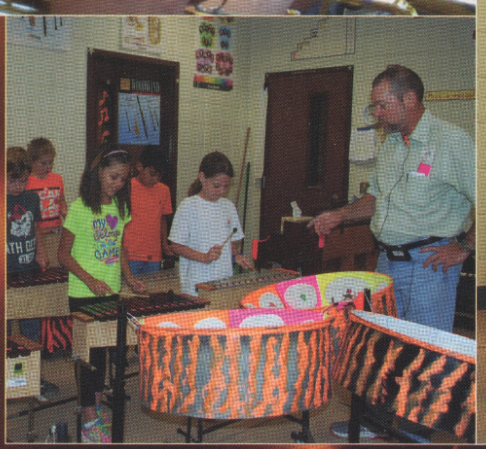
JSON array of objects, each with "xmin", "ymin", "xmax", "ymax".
[{"xmin": 7, "ymin": 147, "xmax": 49, "ymax": 342}]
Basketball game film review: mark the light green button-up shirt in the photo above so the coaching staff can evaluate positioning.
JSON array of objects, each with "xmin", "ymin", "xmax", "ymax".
[{"xmin": 368, "ymin": 109, "xmax": 475, "ymax": 246}]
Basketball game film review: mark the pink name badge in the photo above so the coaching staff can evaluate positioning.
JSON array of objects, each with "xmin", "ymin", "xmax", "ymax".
[{"xmin": 417, "ymin": 162, "xmax": 431, "ymax": 176}]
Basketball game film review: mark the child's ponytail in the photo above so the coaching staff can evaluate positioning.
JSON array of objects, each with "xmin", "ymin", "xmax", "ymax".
[{"xmin": 188, "ymin": 178, "xmax": 203, "ymax": 196}]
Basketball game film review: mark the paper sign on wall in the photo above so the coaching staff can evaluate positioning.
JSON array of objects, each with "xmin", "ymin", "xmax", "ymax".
[
  {"xmin": 118, "ymin": 78, "xmax": 161, "ymax": 145},
  {"xmin": 7, "ymin": 16, "xmax": 72, "ymax": 51},
  {"xmin": 122, "ymin": 16, "xmax": 163, "ymax": 54},
  {"xmin": 193, "ymin": 17, "xmax": 235, "ymax": 92}
]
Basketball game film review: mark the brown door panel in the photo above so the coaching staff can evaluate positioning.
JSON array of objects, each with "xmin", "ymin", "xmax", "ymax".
[{"xmin": 261, "ymin": 67, "xmax": 353, "ymax": 239}]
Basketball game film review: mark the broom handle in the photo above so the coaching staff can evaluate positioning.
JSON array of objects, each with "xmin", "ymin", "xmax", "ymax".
[{"xmin": 235, "ymin": 127, "xmax": 251, "ymax": 208}]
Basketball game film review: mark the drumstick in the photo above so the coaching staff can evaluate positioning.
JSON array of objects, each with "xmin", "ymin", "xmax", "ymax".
[{"xmin": 222, "ymin": 227, "xmax": 238, "ymax": 246}]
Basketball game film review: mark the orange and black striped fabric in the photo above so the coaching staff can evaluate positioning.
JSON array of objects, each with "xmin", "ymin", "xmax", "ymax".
[
  {"xmin": 41, "ymin": 316, "xmax": 72, "ymax": 353},
  {"xmin": 138, "ymin": 309, "xmax": 341, "ymax": 419},
  {"xmin": 333, "ymin": 310, "xmax": 476, "ymax": 440}
]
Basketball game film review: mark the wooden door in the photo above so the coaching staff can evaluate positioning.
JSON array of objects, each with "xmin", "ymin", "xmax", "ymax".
[
  {"xmin": 86, "ymin": 49, "xmax": 179, "ymax": 210},
  {"xmin": 259, "ymin": 66, "xmax": 353, "ymax": 274}
]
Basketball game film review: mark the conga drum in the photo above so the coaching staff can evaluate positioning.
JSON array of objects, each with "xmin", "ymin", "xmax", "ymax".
[
  {"xmin": 241, "ymin": 271, "xmax": 397, "ymax": 317},
  {"xmin": 137, "ymin": 309, "xmax": 338, "ymax": 420},
  {"xmin": 333, "ymin": 310, "xmax": 476, "ymax": 441}
]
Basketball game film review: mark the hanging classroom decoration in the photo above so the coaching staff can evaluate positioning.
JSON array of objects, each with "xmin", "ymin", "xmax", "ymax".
[
  {"xmin": 7, "ymin": 16, "xmax": 72, "ymax": 51},
  {"xmin": 193, "ymin": 17, "xmax": 235, "ymax": 92},
  {"xmin": 118, "ymin": 78, "xmax": 161, "ymax": 145},
  {"xmin": 96, "ymin": 83, "xmax": 114, "ymax": 146},
  {"xmin": 122, "ymin": 16, "xmax": 163, "ymax": 53}
]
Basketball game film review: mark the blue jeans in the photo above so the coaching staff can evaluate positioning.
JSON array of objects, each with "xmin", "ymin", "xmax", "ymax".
[
  {"xmin": 360, "ymin": 239, "xmax": 462, "ymax": 442},
  {"xmin": 128, "ymin": 260, "xmax": 161, "ymax": 276},
  {"xmin": 376, "ymin": 238, "xmax": 462, "ymax": 332}
]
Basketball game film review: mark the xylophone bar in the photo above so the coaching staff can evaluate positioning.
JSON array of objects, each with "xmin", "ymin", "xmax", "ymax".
[
  {"xmin": 196, "ymin": 268, "xmax": 298, "ymax": 292},
  {"xmin": 71, "ymin": 292, "xmax": 210, "ymax": 363},
  {"xmin": 120, "ymin": 267, "xmax": 181, "ymax": 295},
  {"xmin": 7, "ymin": 267, "xmax": 69, "ymax": 288},
  {"xmin": 7, "ymin": 338, "xmax": 31, "ymax": 358},
  {"xmin": 77, "ymin": 302, "xmax": 118, "ymax": 322},
  {"xmin": 196, "ymin": 268, "xmax": 299, "ymax": 310}
]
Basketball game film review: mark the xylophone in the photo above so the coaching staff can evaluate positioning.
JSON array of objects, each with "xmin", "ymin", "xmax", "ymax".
[
  {"xmin": 195, "ymin": 268, "xmax": 299, "ymax": 311},
  {"xmin": 6, "ymin": 336, "xmax": 42, "ymax": 399},
  {"xmin": 71, "ymin": 291, "xmax": 210, "ymax": 363},
  {"xmin": 7, "ymin": 267, "xmax": 70, "ymax": 320},
  {"xmin": 120, "ymin": 267, "xmax": 180, "ymax": 295}
]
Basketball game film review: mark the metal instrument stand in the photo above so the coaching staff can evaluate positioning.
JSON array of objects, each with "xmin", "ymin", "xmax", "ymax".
[
  {"xmin": 111, "ymin": 302, "xmax": 128, "ymax": 443},
  {"xmin": 176, "ymin": 410, "xmax": 314, "ymax": 443}
]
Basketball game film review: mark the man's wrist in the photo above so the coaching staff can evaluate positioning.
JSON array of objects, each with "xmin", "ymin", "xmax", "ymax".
[{"xmin": 454, "ymin": 232, "xmax": 475, "ymax": 253}]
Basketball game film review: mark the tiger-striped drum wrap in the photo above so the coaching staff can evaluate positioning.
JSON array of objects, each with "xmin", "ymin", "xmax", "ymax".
[
  {"xmin": 333, "ymin": 310, "xmax": 476, "ymax": 441},
  {"xmin": 137, "ymin": 309, "xmax": 341, "ymax": 419},
  {"xmin": 240, "ymin": 271, "xmax": 397, "ymax": 317}
]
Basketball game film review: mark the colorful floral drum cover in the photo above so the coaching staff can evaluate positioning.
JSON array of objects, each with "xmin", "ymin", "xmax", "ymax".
[
  {"xmin": 334, "ymin": 310, "xmax": 476, "ymax": 440},
  {"xmin": 137, "ymin": 309, "xmax": 338, "ymax": 419},
  {"xmin": 240, "ymin": 271, "xmax": 397, "ymax": 317}
]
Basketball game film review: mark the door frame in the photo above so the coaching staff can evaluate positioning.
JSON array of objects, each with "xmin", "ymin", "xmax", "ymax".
[{"xmin": 86, "ymin": 48, "xmax": 179, "ymax": 207}]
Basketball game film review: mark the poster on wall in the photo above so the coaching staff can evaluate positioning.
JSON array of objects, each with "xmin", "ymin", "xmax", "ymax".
[
  {"xmin": 193, "ymin": 17, "xmax": 235, "ymax": 92},
  {"xmin": 122, "ymin": 16, "xmax": 163, "ymax": 53},
  {"xmin": 7, "ymin": 16, "xmax": 72, "ymax": 51},
  {"xmin": 118, "ymin": 78, "xmax": 161, "ymax": 145}
]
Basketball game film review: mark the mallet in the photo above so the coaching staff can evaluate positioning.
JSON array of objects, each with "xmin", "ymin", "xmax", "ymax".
[{"xmin": 222, "ymin": 227, "xmax": 238, "ymax": 246}]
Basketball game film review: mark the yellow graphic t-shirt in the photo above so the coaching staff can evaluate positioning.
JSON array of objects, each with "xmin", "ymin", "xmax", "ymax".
[{"xmin": 63, "ymin": 197, "xmax": 130, "ymax": 298}]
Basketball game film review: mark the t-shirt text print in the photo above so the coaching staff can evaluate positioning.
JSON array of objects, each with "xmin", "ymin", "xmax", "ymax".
[
  {"xmin": 7, "ymin": 205, "xmax": 36, "ymax": 265},
  {"xmin": 93, "ymin": 214, "xmax": 121, "ymax": 264}
]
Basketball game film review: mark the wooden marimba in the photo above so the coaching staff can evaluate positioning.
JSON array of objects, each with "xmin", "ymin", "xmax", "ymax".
[
  {"xmin": 195, "ymin": 268, "xmax": 299, "ymax": 311},
  {"xmin": 6, "ymin": 336, "xmax": 42, "ymax": 399},
  {"xmin": 7, "ymin": 267, "xmax": 70, "ymax": 320},
  {"xmin": 120, "ymin": 267, "xmax": 180, "ymax": 295},
  {"xmin": 71, "ymin": 291, "xmax": 210, "ymax": 363}
]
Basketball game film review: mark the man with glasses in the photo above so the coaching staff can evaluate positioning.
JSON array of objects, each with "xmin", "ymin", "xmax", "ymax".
[{"xmin": 308, "ymin": 64, "xmax": 475, "ymax": 441}]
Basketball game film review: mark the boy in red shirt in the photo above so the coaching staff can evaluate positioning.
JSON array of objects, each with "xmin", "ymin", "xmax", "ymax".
[
  {"xmin": 124, "ymin": 146, "xmax": 173, "ymax": 275},
  {"xmin": 26, "ymin": 137, "xmax": 67, "ymax": 233}
]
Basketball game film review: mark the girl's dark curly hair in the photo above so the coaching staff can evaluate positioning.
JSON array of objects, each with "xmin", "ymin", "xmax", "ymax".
[
  {"xmin": 79, "ymin": 143, "xmax": 131, "ymax": 218},
  {"xmin": 188, "ymin": 151, "xmax": 234, "ymax": 197}
]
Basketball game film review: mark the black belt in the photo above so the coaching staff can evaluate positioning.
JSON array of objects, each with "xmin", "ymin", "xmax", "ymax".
[{"xmin": 375, "ymin": 236, "xmax": 444, "ymax": 262}]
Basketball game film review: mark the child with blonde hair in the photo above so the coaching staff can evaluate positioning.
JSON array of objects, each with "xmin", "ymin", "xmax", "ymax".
[{"xmin": 26, "ymin": 137, "xmax": 67, "ymax": 233}]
